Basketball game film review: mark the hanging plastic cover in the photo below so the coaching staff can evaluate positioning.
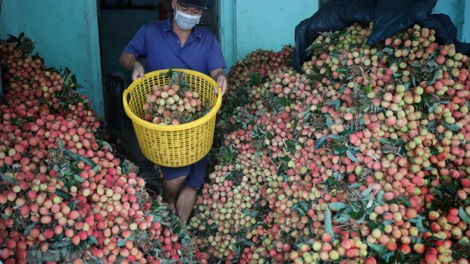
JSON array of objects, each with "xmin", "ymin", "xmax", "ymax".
[
  {"xmin": 366, "ymin": 0, "xmax": 437, "ymax": 45},
  {"xmin": 420, "ymin": 13, "xmax": 457, "ymax": 45},
  {"xmin": 293, "ymin": 0, "xmax": 376, "ymax": 71},
  {"xmin": 456, "ymin": 40, "xmax": 470, "ymax": 55}
]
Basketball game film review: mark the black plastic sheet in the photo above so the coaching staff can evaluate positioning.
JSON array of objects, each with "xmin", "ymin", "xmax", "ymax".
[
  {"xmin": 292, "ymin": 0, "xmax": 376, "ymax": 71},
  {"xmin": 366, "ymin": 0, "xmax": 437, "ymax": 45},
  {"xmin": 421, "ymin": 14, "xmax": 457, "ymax": 45},
  {"xmin": 293, "ymin": 0, "xmax": 470, "ymax": 70}
]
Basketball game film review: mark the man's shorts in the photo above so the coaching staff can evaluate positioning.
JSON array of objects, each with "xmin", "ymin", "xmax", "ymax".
[{"xmin": 159, "ymin": 155, "xmax": 209, "ymax": 189}]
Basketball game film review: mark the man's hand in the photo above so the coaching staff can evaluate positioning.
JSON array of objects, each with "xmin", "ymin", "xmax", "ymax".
[
  {"xmin": 132, "ymin": 61, "xmax": 145, "ymax": 81},
  {"xmin": 216, "ymin": 74, "xmax": 228, "ymax": 95},
  {"xmin": 210, "ymin": 68, "xmax": 228, "ymax": 95},
  {"xmin": 119, "ymin": 52, "xmax": 145, "ymax": 81}
]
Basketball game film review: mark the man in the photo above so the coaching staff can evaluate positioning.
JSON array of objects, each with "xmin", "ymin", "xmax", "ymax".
[{"xmin": 119, "ymin": 0, "xmax": 228, "ymax": 222}]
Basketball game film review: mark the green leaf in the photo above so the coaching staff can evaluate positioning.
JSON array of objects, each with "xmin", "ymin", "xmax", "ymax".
[
  {"xmin": 427, "ymin": 69, "xmax": 440, "ymax": 85},
  {"xmin": 356, "ymin": 214, "xmax": 366, "ymax": 224},
  {"xmin": 292, "ymin": 204, "xmax": 306, "ymax": 216},
  {"xmin": 69, "ymin": 200, "xmax": 80, "ymax": 210},
  {"xmin": 367, "ymin": 243, "xmax": 388, "ymax": 254},
  {"xmin": 383, "ymin": 251, "xmax": 395, "ymax": 262},
  {"xmin": 367, "ymin": 220, "xmax": 379, "ymax": 231},
  {"xmin": 242, "ymin": 209, "xmax": 258, "ymax": 218},
  {"xmin": 314, "ymin": 136, "xmax": 328, "ymax": 151},
  {"xmin": 273, "ymin": 97, "xmax": 290, "ymax": 107},
  {"xmin": 77, "ymin": 156, "xmax": 97, "ymax": 167},
  {"xmin": 73, "ymin": 174, "xmax": 85, "ymax": 183},
  {"xmin": 99, "ymin": 140, "xmax": 114, "ymax": 152},
  {"xmin": 365, "ymin": 83, "xmax": 373, "ymax": 94},
  {"xmin": 0, "ymin": 173, "xmax": 17, "ymax": 185},
  {"xmin": 57, "ymin": 139, "xmax": 65, "ymax": 150},
  {"xmin": 24, "ymin": 221, "xmax": 37, "ymax": 236},
  {"xmin": 51, "ymin": 240, "xmax": 72, "ymax": 249},
  {"xmin": 300, "ymin": 201, "xmax": 310, "ymax": 212},
  {"xmin": 346, "ymin": 150, "xmax": 359, "ymax": 163},
  {"xmin": 398, "ymin": 197, "xmax": 412, "ymax": 208},
  {"xmin": 43, "ymin": 250, "xmax": 60, "ymax": 261},
  {"xmin": 443, "ymin": 123, "xmax": 461, "ymax": 132},
  {"xmin": 379, "ymin": 138, "xmax": 406, "ymax": 146},
  {"xmin": 362, "ymin": 187, "xmax": 374, "ymax": 198},
  {"xmin": 428, "ymin": 102, "xmax": 442, "ymax": 113},
  {"xmin": 56, "ymin": 189, "xmax": 73, "ymax": 200},
  {"xmin": 324, "ymin": 207, "xmax": 335, "ymax": 242},
  {"xmin": 284, "ymin": 140, "xmax": 297, "ymax": 153},
  {"xmin": 249, "ymin": 72, "xmax": 262, "ymax": 86},
  {"xmin": 335, "ymin": 209, "xmax": 352, "ymax": 223},
  {"xmin": 37, "ymin": 249, "xmax": 43, "ymax": 261},
  {"xmin": 11, "ymin": 118, "xmax": 24, "ymax": 126},
  {"xmin": 328, "ymin": 135, "xmax": 344, "ymax": 141},
  {"xmin": 266, "ymin": 132, "xmax": 274, "ymax": 140},
  {"xmin": 329, "ymin": 202, "xmax": 348, "ymax": 211},
  {"xmin": 409, "ymin": 215, "xmax": 429, "ymax": 232},
  {"xmin": 88, "ymin": 235, "xmax": 98, "ymax": 246},
  {"xmin": 459, "ymin": 206, "xmax": 470, "ymax": 224},
  {"xmin": 404, "ymin": 82, "xmax": 411, "ymax": 90},
  {"xmin": 117, "ymin": 238, "xmax": 128, "ymax": 247},
  {"xmin": 326, "ymin": 118, "xmax": 334, "ymax": 130},
  {"xmin": 64, "ymin": 150, "xmax": 78, "ymax": 160},
  {"xmin": 382, "ymin": 47, "xmax": 394, "ymax": 56},
  {"xmin": 333, "ymin": 145, "xmax": 348, "ymax": 154},
  {"xmin": 326, "ymin": 100, "xmax": 341, "ymax": 111}
]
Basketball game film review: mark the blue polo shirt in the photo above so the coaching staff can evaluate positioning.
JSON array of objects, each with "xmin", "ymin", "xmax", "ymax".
[{"xmin": 124, "ymin": 16, "xmax": 226, "ymax": 75}]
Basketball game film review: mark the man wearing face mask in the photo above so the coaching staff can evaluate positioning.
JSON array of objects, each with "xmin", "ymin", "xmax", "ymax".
[{"xmin": 119, "ymin": 0, "xmax": 228, "ymax": 222}]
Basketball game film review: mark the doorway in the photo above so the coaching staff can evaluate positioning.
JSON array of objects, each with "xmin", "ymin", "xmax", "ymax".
[
  {"xmin": 96, "ymin": 0, "xmax": 219, "ymax": 192},
  {"xmin": 97, "ymin": 0, "xmax": 218, "ymax": 79}
]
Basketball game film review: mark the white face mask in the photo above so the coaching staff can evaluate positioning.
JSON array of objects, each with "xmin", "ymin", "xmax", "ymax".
[{"xmin": 175, "ymin": 9, "xmax": 201, "ymax": 30}]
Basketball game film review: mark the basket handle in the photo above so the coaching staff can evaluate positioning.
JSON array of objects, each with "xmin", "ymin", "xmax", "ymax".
[
  {"xmin": 122, "ymin": 88, "xmax": 131, "ymax": 113},
  {"xmin": 122, "ymin": 78, "xmax": 143, "ymax": 112}
]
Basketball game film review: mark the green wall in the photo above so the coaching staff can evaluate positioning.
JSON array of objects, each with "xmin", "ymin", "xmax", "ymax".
[
  {"xmin": 1, "ymin": 0, "xmax": 470, "ymax": 111},
  {"xmin": 219, "ymin": 0, "xmax": 470, "ymax": 69},
  {"xmin": 0, "ymin": 0, "xmax": 104, "ymax": 116},
  {"xmin": 434, "ymin": 0, "xmax": 470, "ymax": 42},
  {"xmin": 219, "ymin": 0, "xmax": 320, "ymax": 69}
]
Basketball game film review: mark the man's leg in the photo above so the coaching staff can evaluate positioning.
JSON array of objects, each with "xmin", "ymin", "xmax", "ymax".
[
  {"xmin": 162, "ymin": 176, "xmax": 187, "ymax": 213},
  {"xmin": 160, "ymin": 166, "xmax": 190, "ymax": 213},
  {"xmin": 175, "ymin": 185, "xmax": 197, "ymax": 222},
  {"xmin": 176, "ymin": 156, "xmax": 210, "ymax": 222}
]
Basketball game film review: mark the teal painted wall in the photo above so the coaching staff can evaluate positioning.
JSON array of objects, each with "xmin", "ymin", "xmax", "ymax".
[
  {"xmin": 434, "ymin": 0, "xmax": 469, "ymax": 42},
  {"xmin": 0, "ymin": 0, "xmax": 104, "ymax": 117},
  {"xmin": 219, "ymin": 0, "xmax": 470, "ymax": 68},
  {"xmin": 219, "ymin": 0, "xmax": 320, "ymax": 68},
  {"xmin": 1, "ymin": 0, "xmax": 470, "ymax": 110}
]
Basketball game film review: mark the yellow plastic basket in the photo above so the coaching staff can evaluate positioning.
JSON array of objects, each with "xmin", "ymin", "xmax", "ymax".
[{"xmin": 123, "ymin": 69, "xmax": 222, "ymax": 167}]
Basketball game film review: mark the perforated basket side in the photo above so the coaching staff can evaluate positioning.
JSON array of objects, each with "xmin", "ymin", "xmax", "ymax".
[{"xmin": 123, "ymin": 69, "xmax": 221, "ymax": 167}]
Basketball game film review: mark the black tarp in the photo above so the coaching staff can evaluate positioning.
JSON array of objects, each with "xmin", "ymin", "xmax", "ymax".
[
  {"xmin": 366, "ymin": 0, "xmax": 437, "ymax": 45},
  {"xmin": 293, "ymin": 0, "xmax": 470, "ymax": 71},
  {"xmin": 292, "ymin": 0, "xmax": 376, "ymax": 71}
]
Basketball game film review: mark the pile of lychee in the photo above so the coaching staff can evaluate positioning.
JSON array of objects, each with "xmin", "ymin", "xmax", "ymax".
[{"xmin": 143, "ymin": 83, "xmax": 206, "ymax": 125}]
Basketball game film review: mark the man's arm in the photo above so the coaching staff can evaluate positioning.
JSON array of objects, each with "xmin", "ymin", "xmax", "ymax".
[
  {"xmin": 210, "ymin": 68, "xmax": 228, "ymax": 95},
  {"xmin": 120, "ymin": 52, "xmax": 145, "ymax": 80}
]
